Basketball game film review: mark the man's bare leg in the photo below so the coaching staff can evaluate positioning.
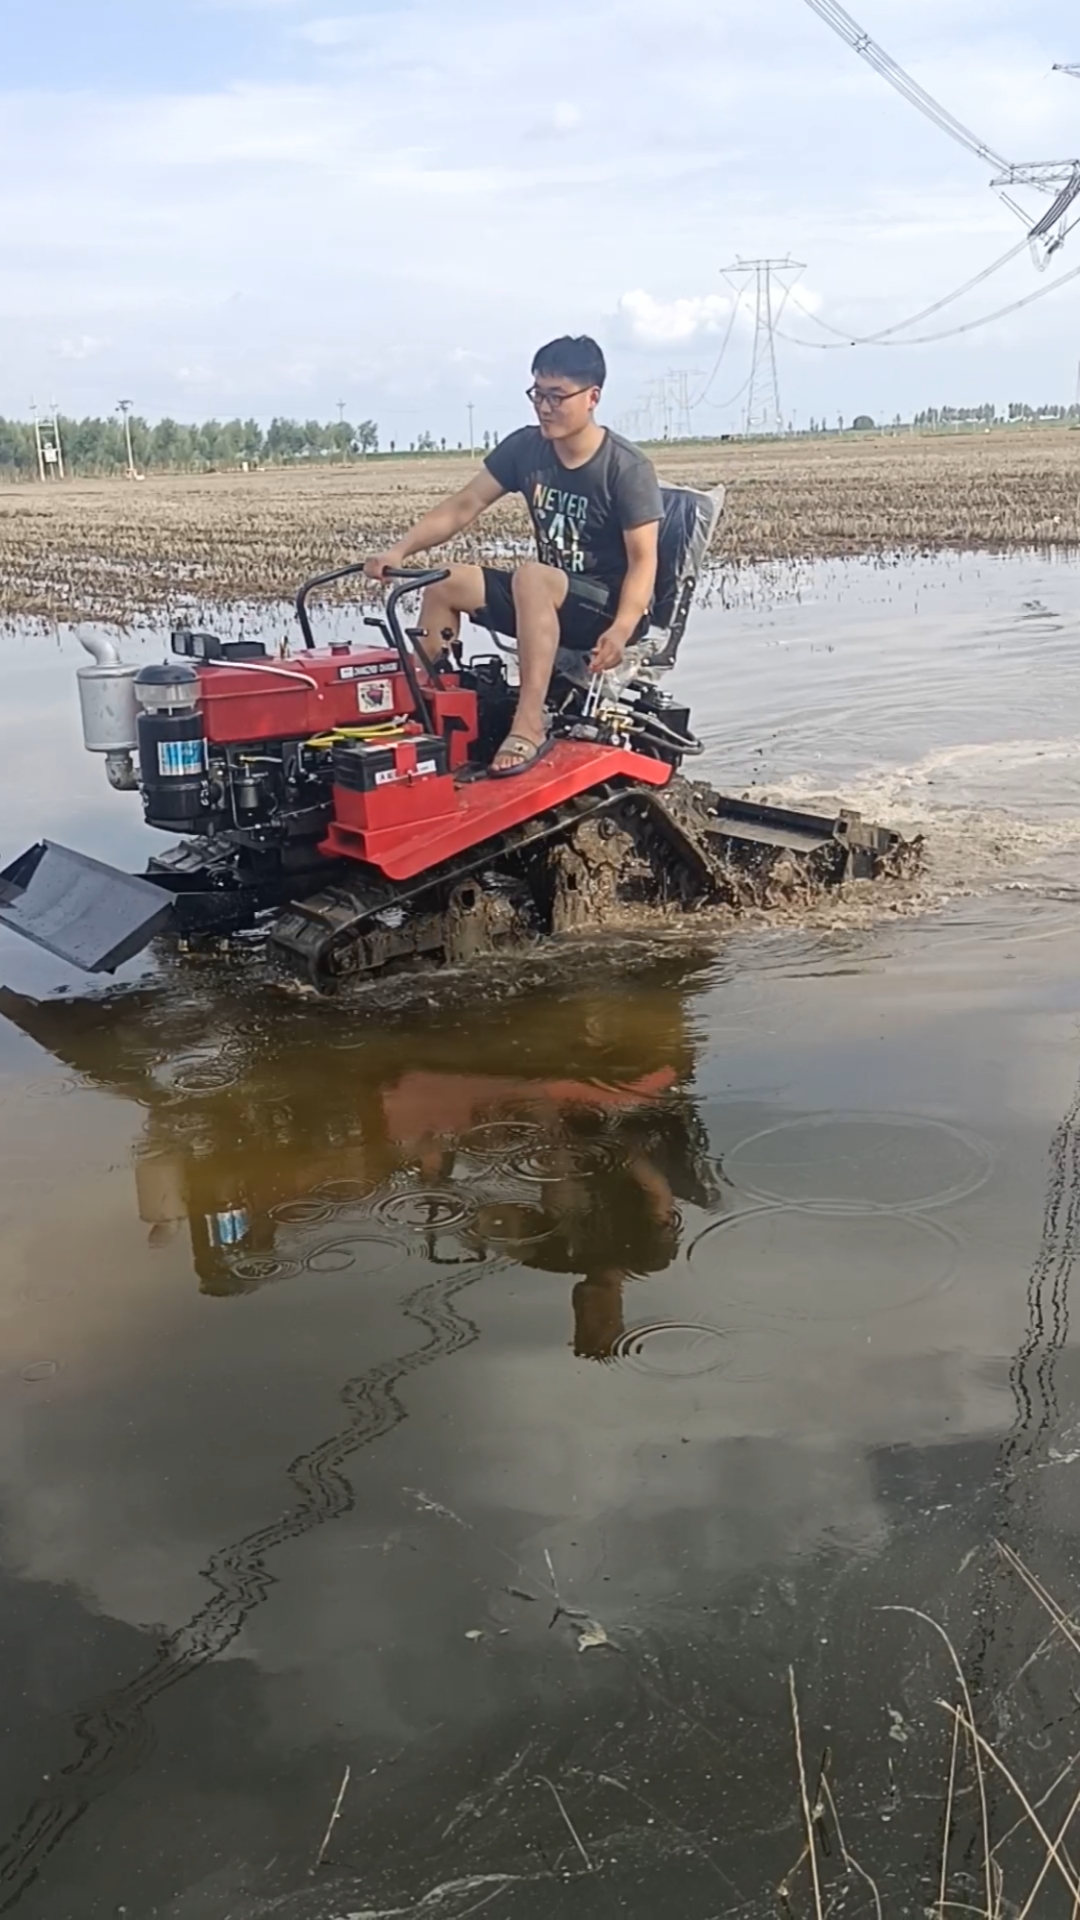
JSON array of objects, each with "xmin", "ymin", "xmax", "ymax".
[
  {"xmin": 415, "ymin": 563, "xmax": 487, "ymax": 665},
  {"xmin": 492, "ymin": 561, "xmax": 569, "ymax": 768}
]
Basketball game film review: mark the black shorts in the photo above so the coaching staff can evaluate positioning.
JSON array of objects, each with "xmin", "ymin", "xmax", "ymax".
[{"xmin": 471, "ymin": 566, "xmax": 646, "ymax": 653}]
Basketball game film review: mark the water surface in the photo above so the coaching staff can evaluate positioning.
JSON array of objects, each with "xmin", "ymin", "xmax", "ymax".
[{"xmin": 3, "ymin": 554, "xmax": 1080, "ymax": 1916}]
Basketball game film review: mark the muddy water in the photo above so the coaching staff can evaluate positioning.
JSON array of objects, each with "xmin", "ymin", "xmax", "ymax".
[{"xmin": 4, "ymin": 555, "xmax": 1080, "ymax": 1915}]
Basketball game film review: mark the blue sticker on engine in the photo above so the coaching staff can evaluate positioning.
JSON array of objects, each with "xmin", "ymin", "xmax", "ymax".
[
  {"xmin": 207, "ymin": 1207, "xmax": 250, "ymax": 1246},
  {"xmin": 157, "ymin": 738, "xmax": 205, "ymax": 776}
]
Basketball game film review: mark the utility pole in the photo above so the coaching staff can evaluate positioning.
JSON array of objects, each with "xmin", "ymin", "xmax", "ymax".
[
  {"xmin": 336, "ymin": 399, "xmax": 347, "ymax": 461},
  {"xmin": 467, "ymin": 402, "xmax": 475, "ymax": 457},
  {"xmin": 721, "ymin": 258, "xmax": 805, "ymax": 437},
  {"xmin": 49, "ymin": 401, "xmax": 65, "ymax": 479},
  {"xmin": 30, "ymin": 404, "xmax": 45, "ymax": 484},
  {"xmin": 117, "ymin": 399, "xmax": 137, "ymax": 480}
]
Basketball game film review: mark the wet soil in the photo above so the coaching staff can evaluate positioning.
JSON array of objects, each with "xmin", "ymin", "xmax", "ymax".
[
  {"xmin": 4, "ymin": 554, "xmax": 1080, "ymax": 1915},
  {"xmin": 2, "ymin": 428, "xmax": 1079, "ymax": 622}
]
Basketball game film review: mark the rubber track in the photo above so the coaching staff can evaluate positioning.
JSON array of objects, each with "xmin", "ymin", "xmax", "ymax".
[{"xmin": 268, "ymin": 781, "xmax": 729, "ymax": 987}]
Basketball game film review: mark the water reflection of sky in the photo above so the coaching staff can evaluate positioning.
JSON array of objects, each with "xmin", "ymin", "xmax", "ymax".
[{"xmin": 3, "ymin": 559, "xmax": 1080, "ymax": 1912}]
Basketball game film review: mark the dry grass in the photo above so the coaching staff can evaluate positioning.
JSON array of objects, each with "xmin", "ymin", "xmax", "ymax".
[
  {"xmin": 782, "ymin": 1544, "xmax": 1080, "ymax": 1920},
  {"xmin": 2, "ymin": 429, "xmax": 1080, "ymax": 624}
]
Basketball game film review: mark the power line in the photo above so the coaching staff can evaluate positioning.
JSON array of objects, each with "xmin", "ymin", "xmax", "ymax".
[
  {"xmin": 775, "ymin": 251, "xmax": 1080, "ymax": 350},
  {"xmin": 688, "ymin": 300, "xmax": 742, "ymax": 408},
  {"xmin": 785, "ymin": 236, "xmax": 1032, "ymax": 346},
  {"xmin": 803, "ymin": 0, "xmax": 1080, "ymax": 256},
  {"xmin": 804, "ymin": 0, "xmax": 1009, "ymax": 171}
]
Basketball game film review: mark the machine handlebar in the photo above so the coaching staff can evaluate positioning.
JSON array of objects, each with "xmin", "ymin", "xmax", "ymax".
[
  {"xmin": 292, "ymin": 560, "xmax": 449, "ymax": 735},
  {"xmin": 294, "ymin": 563, "xmax": 451, "ymax": 650},
  {"xmin": 383, "ymin": 566, "xmax": 451, "ymax": 586}
]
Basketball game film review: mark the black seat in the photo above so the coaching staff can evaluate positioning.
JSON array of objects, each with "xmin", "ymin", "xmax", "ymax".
[
  {"xmin": 472, "ymin": 481, "xmax": 725, "ymax": 674},
  {"xmin": 648, "ymin": 482, "xmax": 726, "ymax": 667}
]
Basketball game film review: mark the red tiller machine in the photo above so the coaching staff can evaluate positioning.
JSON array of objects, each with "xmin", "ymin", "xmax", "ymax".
[{"xmin": 0, "ymin": 487, "xmax": 916, "ymax": 992}]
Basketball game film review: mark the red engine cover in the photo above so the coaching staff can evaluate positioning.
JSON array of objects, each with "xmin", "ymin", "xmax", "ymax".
[{"xmin": 196, "ymin": 648, "xmax": 414, "ymax": 744}]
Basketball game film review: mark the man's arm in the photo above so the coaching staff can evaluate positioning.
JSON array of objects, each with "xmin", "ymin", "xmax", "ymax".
[
  {"xmin": 589, "ymin": 520, "xmax": 659, "ymax": 673},
  {"xmin": 365, "ymin": 467, "xmax": 505, "ymax": 580}
]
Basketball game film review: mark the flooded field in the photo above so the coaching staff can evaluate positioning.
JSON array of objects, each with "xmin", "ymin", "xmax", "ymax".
[
  {"xmin": 4, "ymin": 553, "xmax": 1080, "ymax": 1915},
  {"xmin": 2, "ymin": 429, "xmax": 1079, "ymax": 622}
]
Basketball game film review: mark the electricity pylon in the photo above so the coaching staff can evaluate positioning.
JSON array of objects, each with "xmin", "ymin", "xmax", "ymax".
[
  {"xmin": 30, "ymin": 401, "xmax": 64, "ymax": 482},
  {"xmin": 720, "ymin": 258, "xmax": 804, "ymax": 437}
]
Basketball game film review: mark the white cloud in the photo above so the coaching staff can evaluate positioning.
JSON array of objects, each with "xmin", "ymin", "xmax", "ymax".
[
  {"xmin": 3, "ymin": 0, "xmax": 1079, "ymax": 433},
  {"xmin": 55, "ymin": 333, "xmax": 106, "ymax": 362},
  {"xmin": 294, "ymin": 15, "xmax": 366, "ymax": 46},
  {"xmin": 615, "ymin": 289, "xmax": 734, "ymax": 347}
]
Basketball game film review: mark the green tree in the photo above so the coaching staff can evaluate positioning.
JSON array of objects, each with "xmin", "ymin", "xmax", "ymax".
[{"xmin": 240, "ymin": 418, "xmax": 264, "ymax": 463}]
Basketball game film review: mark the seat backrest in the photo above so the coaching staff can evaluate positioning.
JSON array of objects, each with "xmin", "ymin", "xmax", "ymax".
[{"xmin": 650, "ymin": 483, "xmax": 726, "ymax": 661}]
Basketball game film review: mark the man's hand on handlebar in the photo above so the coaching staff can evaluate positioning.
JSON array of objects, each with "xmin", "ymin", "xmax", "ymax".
[{"xmin": 364, "ymin": 548, "xmax": 409, "ymax": 583}]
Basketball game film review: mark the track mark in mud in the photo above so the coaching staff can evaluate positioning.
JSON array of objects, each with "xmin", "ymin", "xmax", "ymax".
[{"xmin": 0, "ymin": 1254, "xmax": 499, "ymax": 1911}]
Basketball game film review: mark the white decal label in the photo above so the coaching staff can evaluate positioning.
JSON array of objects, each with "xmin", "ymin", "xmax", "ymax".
[
  {"xmin": 357, "ymin": 678, "xmax": 393, "ymax": 714},
  {"xmin": 372, "ymin": 757, "xmax": 438, "ymax": 787},
  {"xmin": 338, "ymin": 660, "xmax": 393, "ymax": 680}
]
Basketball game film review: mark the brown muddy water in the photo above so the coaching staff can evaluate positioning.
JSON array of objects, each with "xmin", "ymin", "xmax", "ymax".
[{"xmin": 4, "ymin": 554, "xmax": 1080, "ymax": 1916}]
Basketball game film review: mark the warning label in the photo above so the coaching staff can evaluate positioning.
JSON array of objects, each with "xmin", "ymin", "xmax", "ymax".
[{"xmin": 356, "ymin": 678, "xmax": 393, "ymax": 715}]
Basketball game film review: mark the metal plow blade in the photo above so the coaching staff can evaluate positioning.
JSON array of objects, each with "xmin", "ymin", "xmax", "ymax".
[{"xmin": 0, "ymin": 842, "xmax": 175, "ymax": 973}]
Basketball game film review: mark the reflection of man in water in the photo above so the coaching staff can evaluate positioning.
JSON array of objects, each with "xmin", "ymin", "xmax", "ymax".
[
  {"xmin": 473, "ymin": 1106, "xmax": 700, "ymax": 1360},
  {"xmin": 1, "ymin": 974, "xmax": 716, "ymax": 1332}
]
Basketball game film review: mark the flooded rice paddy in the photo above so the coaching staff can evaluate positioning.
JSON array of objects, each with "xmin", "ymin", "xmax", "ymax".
[{"xmin": 4, "ymin": 553, "xmax": 1080, "ymax": 1914}]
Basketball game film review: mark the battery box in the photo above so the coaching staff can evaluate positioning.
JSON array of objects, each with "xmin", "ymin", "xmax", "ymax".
[
  {"xmin": 324, "ymin": 732, "xmax": 456, "ymax": 859},
  {"xmin": 331, "ymin": 734, "xmax": 448, "ymax": 792}
]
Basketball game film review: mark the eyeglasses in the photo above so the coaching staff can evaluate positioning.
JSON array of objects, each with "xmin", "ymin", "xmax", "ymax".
[{"xmin": 526, "ymin": 384, "xmax": 592, "ymax": 412}]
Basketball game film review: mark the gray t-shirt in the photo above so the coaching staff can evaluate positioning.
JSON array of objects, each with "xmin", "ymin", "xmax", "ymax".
[{"xmin": 484, "ymin": 426, "xmax": 662, "ymax": 598}]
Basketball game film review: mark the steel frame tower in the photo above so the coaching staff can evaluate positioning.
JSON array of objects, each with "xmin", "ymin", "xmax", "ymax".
[
  {"xmin": 721, "ymin": 258, "xmax": 804, "ymax": 437},
  {"xmin": 30, "ymin": 402, "xmax": 64, "ymax": 482}
]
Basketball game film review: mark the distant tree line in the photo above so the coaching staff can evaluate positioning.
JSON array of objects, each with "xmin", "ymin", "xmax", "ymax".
[
  {"xmin": 0, "ymin": 413, "xmax": 381, "ymax": 479},
  {"xmin": 913, "ymin": 402, "xmax": 1080, "ymax": 427}
]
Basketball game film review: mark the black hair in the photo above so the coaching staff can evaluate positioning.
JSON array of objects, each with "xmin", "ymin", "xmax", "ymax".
[{"xmin": 531, "ymin": 335, "xmax": 606, "ymax": 390}]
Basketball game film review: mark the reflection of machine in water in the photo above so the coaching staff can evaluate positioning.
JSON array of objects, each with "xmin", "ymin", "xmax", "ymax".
[
  {"xmin": 0, "ymin": 963, "xmax": 722, "ymax": 1906},
  {"xmin": 0, "ymin": 958, "xmax": 719, "ymax": 1355}
]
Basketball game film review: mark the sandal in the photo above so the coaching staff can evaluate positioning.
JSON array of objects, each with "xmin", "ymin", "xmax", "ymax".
[{"xmin": 489, "ymin": 732, "xmax": 553, "ymax": 779}]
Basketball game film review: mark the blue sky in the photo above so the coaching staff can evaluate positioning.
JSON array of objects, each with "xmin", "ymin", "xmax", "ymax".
[{"xmin": 3, "ymin": 0, "xmax": 1080, "ymax": 439}]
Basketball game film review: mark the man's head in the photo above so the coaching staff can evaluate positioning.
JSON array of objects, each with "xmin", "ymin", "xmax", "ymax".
[{"xmin": 528, "ymin": 335, "xmax": 606, "ymax": 441}]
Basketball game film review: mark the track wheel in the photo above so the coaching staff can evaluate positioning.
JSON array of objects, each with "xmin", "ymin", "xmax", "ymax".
[
  {"xmin": 443, "ymin": 878, "xmax": 538, "ymax": 965},
  {"xmin": 548, "ymin": 815, "xmax": 648, "ymax": 933}
]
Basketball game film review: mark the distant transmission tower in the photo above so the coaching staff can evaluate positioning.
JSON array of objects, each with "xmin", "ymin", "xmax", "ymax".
[
  {"xmin": 720, "ymin": 258, "xmax": 805, "ymax": 436},
  {"xmin": 30, "ymin": 400, "xmax": 65, "ymax": 481}
]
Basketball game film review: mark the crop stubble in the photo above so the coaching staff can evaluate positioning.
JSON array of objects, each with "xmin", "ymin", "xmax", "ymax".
[{"xmin": 2, "ymin": 430, "xmax": 1079, "ymax": 624}]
